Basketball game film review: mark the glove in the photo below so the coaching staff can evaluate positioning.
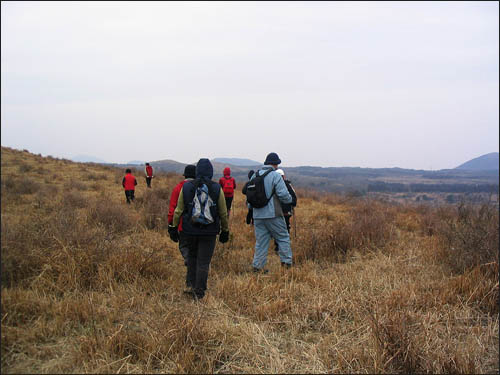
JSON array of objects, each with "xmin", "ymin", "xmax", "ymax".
[
  {"xmin": 246, "ymin": 209, "xmax": 253, "ymax": 225},
  {"xmin": 219, "ymin": 231, "xmax": 229, "ymax": 244},
  {"xmin": 168, "ymin": 225, "xmax": 179, "ymax": 243}
]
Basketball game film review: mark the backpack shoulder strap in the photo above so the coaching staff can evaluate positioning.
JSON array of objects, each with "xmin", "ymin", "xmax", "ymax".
[
  {"xmin": 261, "ymin": 168, "xmax": 276, "ymax": 201},
  {"xmin": 262, "ymin": 168, "xmax": 274, "ymax": 178}
]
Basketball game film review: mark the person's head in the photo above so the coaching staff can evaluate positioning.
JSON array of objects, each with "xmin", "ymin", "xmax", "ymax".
[
  {"xmin": 183, "ymin": 164, "xmax": 196, "ymax": 179},
  {"xmin": 223, "ymin": 167, "xmax": 231, "ymax": 177},
  {"xmin": 145, "ymin": 162, "xmax": 150, "ymax": 166},
  {"xmin": 195, "ymin": 158, "xmax": 213, "ymax": 179},
  {"xmin": 247, "ymin": 169, "xmax": 254, "ymax": 180},
  {"xmin": 276, "ymin": 168, "xmax": 285, "ymax": 179},
  {"xmin": 125, "ymin": 168, "xmax": 132, "ymax": 174},
  {"xmin": 264, "ymin": 152, "xmax": 281, "ymax": 169}
]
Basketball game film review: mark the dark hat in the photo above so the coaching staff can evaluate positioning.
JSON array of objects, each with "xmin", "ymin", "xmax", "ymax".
[
  {"xmin": 183, "ymin": 164, "xmax": 196, "ymax": 178},
  {"xmin": 264, "ymin": 152, "xmax": 281, "ymax": 165},
  {"xmin": 196, "ymin": 158, "xmax": 213, "ymax": 179}
]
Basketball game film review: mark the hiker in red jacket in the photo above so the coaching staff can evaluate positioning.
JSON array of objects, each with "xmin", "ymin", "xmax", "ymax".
[
  {"xmin": 145, "ymin": 163, "xmax": 154, "ymax": 188},
  {"xmin": 122, "ymin": 168, "xmax": 137, "ymax": 204},
  {"xmin": 168, "ymin": 165, "xmax": 196, "ymax": 273},
  {"xmin": 219, "ymin": 167, "xmax": 236, "ymax": 216}
]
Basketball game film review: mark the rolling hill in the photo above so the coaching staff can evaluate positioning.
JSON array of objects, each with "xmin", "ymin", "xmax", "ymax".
[
  {"xmin": 455, "ymin": 152, "xmax": 499, "ymax": 171},
  {"xmin": 71, "ymin": 152, "xmax": 499, "ymax": 196}
]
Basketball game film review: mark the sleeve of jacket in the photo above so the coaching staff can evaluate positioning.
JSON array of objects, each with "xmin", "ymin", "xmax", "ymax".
[
  {"xmin": 168, "ymin": 182, "xmax": 182, "ymax": 224},
  {"xmin": 173, "ymin": 189, "xmax": 185, "ymax": 227},
  {"xmin": 274, "ymin": 174, "xmax": 292, "ymax": 204},
  {"xmin": 217, "ymin": 190, "xmax": 229, "ymax": 232},
  {"xmin": 233, "ymin": 178, "xmax": 236, "ymax": 190}
]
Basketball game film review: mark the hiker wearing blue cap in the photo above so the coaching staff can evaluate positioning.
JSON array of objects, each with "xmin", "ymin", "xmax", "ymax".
[{"xmin": 246, "ymin": 152, "xmax": 293, "ymax": 273}]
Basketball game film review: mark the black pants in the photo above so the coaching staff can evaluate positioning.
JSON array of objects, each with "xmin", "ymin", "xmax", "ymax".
[
  {"xmin": 225, "ymin": 196, "xmax": 233, "ymax": 212},
  {"xmin": 125, "ymin": 190, "xmax": 135, "ymax": 204},
  {"xmin": 146, "ymin": 177, "xmax": 152, "ymax": 188},
  {"xmin": 185, "ymin": 235, "xmax": 216, "ymax": 298},
  {"xmin": 178, "ymin": 231, "xmax": 190, "ymax": 268}
]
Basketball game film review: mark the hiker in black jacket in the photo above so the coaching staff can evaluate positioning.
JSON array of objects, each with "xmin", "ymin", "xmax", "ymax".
[
  {"xmin": 274, "ymin": 168, "xmax": 297, "ymax": 253},
  {"xmin": 169, "ymin": 158, "xmax": 229, "ymax": 300}
]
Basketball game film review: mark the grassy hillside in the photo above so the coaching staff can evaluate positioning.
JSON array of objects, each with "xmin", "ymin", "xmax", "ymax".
[{"xmin": 1, "ymin": 146, "xmax": 498, "ymax": 373}]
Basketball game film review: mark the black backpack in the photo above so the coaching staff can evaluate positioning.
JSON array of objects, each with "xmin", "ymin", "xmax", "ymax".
[{"xmin": 246, "ymin": 169, "xmax": 275, "ymax": 208}]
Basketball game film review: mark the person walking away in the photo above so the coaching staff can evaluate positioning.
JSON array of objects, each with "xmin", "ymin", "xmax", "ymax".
[
  {"xmin": 122, "ymin": 168, "xmax": 137, "ymax": 204},
  {"xmin": 145, "ymin": 162, "xmax": 154, "ymax": 188},
  {"xmin": 242, "ymin": 169, "xmax": 255, "ymax": 225},
  {"xmin": 247, "ymin": 152, "xmax": 293, "ymax": 272},
  {"xmin": 169, "ymin": 158, "xmax": 229, "ymax": 300},
  {"xmin": 168, "ymin": 164, "xmax": 196, "ymax": 274},
  {"xmin": 273, "ymin": 168, "xmax": 297, "ymax": 253},
  {"xmin": 219, "ymin": 167, "xmax": 236, "ymax": 216}
]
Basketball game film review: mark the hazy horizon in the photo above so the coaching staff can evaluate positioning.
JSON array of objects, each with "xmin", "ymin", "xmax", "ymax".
[{"xmin": 2, "ymin": 1, "xmax": 499, "ymax": 169}]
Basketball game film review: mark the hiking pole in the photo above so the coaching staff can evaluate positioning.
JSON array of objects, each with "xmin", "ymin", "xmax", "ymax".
[
  {"xmin": 232, "ymin": 193, "xmax": 236, "ymax": 219},
  {"xmin": 293, "ymin": 207, "xmax": 297, "ymax": 239}
]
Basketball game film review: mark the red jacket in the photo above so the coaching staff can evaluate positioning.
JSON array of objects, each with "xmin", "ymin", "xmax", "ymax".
[
  {"xmin": 122, "ymin": 173, "xmax": 137, "ymax": 190},
  {"xmin": 219, "ymin": 167, "xmax": 236, "ymax": 198},
  {"xmin": 145, "ymin": 165, "xmax": 153, "ymax": 177},
  {"xmin": 168, "ymin": 179, "xmax": 188, "ymax": 231}
]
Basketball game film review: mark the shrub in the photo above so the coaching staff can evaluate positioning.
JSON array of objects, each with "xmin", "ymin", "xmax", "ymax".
[
  {"xmin": 1, "ymin": 176, "xmax": 41, "ymax": 195},
  {"xmin": 64, "ymin": 180, "xmax": 88, "ymax": 191},
  {"xmin": 62, "ymin": 190, "xmax": 88, "ymax": 209},
  {"xmin": 87, "ymin": 197, "xmax": 136, "ymax": 233},
  {"xmin": 438, "ymin": 203, "xmax": 499, "ymax": 274},
  {"xmin": 18, "ymin": 163, "xmax": 34, "ymax": 173},
  {"xmin": 295, "ymin": 200, "xmax": 396, "ymax": 263},
  {"xmin": 141, "ymin": 187, "xmax": 170, "ymax": 230},
  {"xmin": 85, "ymin": 172, "xmax": 103, "ymax": 181}
]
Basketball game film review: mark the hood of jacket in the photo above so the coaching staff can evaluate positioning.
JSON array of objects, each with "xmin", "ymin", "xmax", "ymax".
[
  {"xmin": 223, "ymin": 167, "xmax": 231, "ymax": 177},
  {"xmin": 196, "ymin": 158, "xmax": 214, "ymax": 179}
]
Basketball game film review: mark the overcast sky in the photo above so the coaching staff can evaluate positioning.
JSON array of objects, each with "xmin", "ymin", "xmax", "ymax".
[{"xmin": 1, "ymin": 1, "xmax": 498, "ymax": 169}]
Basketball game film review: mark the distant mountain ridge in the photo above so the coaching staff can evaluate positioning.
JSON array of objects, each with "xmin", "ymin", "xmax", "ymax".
[
  {"xmin": 455, "ymin": 152, "xmax": 499, "ymax": 171},
  {"xmin": 212, "ymin": 157, "xmax": 260, "ymax": 166},
  {"xmin": 72, "ymin": 155, "xmax": 107, "ymax": 163}
]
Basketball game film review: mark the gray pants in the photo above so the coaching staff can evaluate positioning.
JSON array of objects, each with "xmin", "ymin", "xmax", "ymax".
[{"xmin": 253, "ymin": 217, "xmax": 292, "ymax": 269}]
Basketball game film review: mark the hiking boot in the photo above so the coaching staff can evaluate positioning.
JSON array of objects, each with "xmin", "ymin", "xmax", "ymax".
[
  {"xmin": 192, "ymin": 288, "xmax": 205, "ymax": 300},
  {"xmin": 192, "ymin": 293, "xmax": 204, "ymax": 301},
  {"xmin": 253, "ymin": 267, "xmax": 269, "ymax": 274},
  {"xmin": 183, "ymin": 287, "xmax": 194, "ymax": 295},
  {"xmin": 281, "ymin": 262, "xmax": 292, "ymax": 269}
]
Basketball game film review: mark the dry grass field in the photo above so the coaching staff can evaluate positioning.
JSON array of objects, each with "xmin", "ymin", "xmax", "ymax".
[{"xmin": 1, "ymin": 146, "xmax": 498, "ymax": 374}]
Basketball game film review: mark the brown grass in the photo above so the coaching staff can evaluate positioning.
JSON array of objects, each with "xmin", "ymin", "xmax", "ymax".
[{"xmin": 1, "ymin": 146, "xmax": 498, "ymax": 374}]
